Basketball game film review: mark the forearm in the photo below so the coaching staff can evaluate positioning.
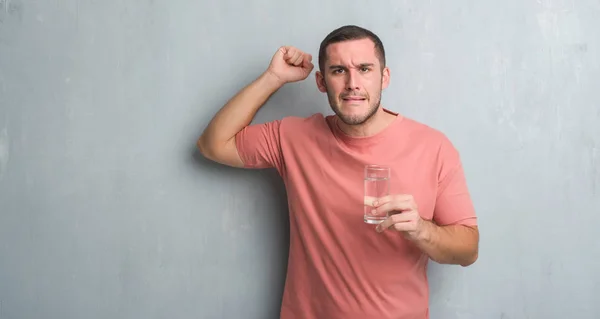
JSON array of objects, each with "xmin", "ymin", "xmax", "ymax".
[
  {"xmin": 414, "ymin": 221, "xmax": 479, "ymax": 266},
  {"xmin": 198, "ymin": 71, "xmax": 284, "ymax": 153}
]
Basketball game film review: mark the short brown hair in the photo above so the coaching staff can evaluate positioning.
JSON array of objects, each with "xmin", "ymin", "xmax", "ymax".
[{"xmin": 318, "ymin": 25, "xmax": 386, "ymax": 71}]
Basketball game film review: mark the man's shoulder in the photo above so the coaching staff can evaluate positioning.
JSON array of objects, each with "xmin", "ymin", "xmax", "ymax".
[
  {"xmin": 400, "ymin": 116, "xmax": 451, "ymax": 145},
  {"xmin": 280, "ymin": 112, "xmax": 328, "ymax": 124},
  {"xmin": 277, "ymin": 112, "xmax": 332, "ymax": 133},
  {"xmin": 400, "ymin": 116, "xmax": 464, "ymax": 165}
]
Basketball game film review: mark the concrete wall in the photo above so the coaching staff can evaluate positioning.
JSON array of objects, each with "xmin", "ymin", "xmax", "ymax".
[{"xmin": 1, "ymin": 1, "xmax": 598, "ymax": 318}]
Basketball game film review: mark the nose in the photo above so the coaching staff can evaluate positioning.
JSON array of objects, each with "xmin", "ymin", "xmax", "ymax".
[{"xmin": 345, "ymin": 69, "xmax": 361, "ymax": 91}]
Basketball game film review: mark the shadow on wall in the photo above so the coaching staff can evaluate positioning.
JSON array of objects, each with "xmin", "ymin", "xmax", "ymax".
[
  {"xmin": 188, "ymin": 143, "xmax": 290, "ymax": 234},
  {"xmin": 188, "ymin": 142, "xmax": 291, "ymax": 299}
]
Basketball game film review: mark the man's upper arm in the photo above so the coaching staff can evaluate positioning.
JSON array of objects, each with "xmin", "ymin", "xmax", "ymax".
[
  {"xmin": 234, "ymin": 119, "xmax": 284, "ymax": 171},
  {"xmin": 432, "ymin": 136, "xmax": 477, "ymax": 227}
]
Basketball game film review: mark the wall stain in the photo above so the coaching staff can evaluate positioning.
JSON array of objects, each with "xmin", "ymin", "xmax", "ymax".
[
  {"xmin": 6, "ymin": 0, "xmax": 23, "ymax": 17},
  {"xmin": 0, "ymin": 0, "xmax": 24, "ymax": 25},
  {"xmin": 0, "ymin": 0, "xmax": 4, "ymax": 25}
]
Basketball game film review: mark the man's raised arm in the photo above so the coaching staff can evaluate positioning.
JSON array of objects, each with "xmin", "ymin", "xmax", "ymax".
[{"xmin": 197, "ymin": 46, "xmax": 314, "ymax": 167}]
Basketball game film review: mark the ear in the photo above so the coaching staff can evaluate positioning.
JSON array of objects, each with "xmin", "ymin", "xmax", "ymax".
[
  {"xmin": 315, "ymin": 71, "xmax": 327, "ymax": 93},
  {"xmin": 381, "ymin": 67, "xmax": 390, "ymax": 89}
]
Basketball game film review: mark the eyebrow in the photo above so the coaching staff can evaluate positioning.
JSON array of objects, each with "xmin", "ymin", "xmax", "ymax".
[{"xmin": 329, "ymin": 63, "xmax": 375, "ymax": 70}]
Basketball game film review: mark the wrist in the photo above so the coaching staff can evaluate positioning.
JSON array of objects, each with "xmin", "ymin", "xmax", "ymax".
[
  {"xmin": 415, "ymin": 219, "xmax": 435, "ymax": 244},
  {"xmin": 261, "ymin": 70, "xmax": 286, "ymax": 90}
]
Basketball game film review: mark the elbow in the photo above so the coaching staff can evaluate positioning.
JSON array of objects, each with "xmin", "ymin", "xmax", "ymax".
[
  {"xmin": 196, "ymin": 135, "xmax": 214, "ymax": 160},
  {"xmin": 460, "ymin": 250, "xmax": 478, "ymax": 267},
  {"xmin": 459, "ymin": 226, "xmax": 479, "ymax": 267},
  {"xmin": 196, "ymin": 135, "xmax": 235, "ymax": 166},
  {"xmin": 196, "ymin": 136, "xmax": 207, "ymax": 155}
]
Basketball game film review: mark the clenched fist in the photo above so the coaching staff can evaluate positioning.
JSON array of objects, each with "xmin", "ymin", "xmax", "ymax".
[{"xmin": 266, "ymin": 46, "xmax": 314, "ymax": 86}]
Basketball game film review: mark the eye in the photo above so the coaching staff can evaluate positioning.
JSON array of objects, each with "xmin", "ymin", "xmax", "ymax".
[{"xmin": 360, "ymin": 67, "xmax": 370, "ymax": 72}]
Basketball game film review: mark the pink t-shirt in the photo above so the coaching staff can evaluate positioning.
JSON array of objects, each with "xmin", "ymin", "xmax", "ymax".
[{"xmin": 235, "ymin": 108, "xmax": 477, "ymax": 319}]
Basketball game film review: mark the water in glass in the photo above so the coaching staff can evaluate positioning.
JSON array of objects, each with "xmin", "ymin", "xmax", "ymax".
[{"xmin": 364, "ymin": 165, "xmax": 390, "ymax": 224}]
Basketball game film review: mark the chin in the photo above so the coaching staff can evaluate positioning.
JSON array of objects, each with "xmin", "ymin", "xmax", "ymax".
[
  {"xmin": 340, "ymin": 117, "xmax": 367, "ymax": 126},
  {"xmin": 337, "ymin": 111, "xmax": 371, "ymax": 125},
  {"xmin": 334, "ymin": 104, "xmax": 379, "ymax": 126}
]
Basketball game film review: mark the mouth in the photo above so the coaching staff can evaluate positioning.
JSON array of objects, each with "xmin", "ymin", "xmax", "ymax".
[{"xmin": 341, "ymin": 96, "xmax": 367, "ymax": 102}]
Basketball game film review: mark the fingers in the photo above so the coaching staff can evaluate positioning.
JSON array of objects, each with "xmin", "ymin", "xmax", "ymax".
[
  {"xmin": 366, "ymin": 194, "xmax": 423, "ymax": 235},
  {"xmin": 371, "ymin": 194, "xmax": 417, "ymax": 216},
  {"xmin": 376, "ymin": 212, "xmax": 419, "ymax": 233},
  {"xmin": 282, "ymin": 46, "xmax": 312, "ymax": 67},
  {"xmin": 284, "ymin": 47, "xmax": 302, "ymax": 65},
  {"xmin": 371, "ymin": 194, "xmax": 413, "ymax": 206},
  {"xmin": 377, "ymin": 214, "xmax": 406, "ymax": 232},
  {"xmin": 364, "ymin": 196, "xmax": 378, "ymax": 206},
  {"xmin": 292, "ymin": 54, "xmax": 303, "ymax": 66},
  {"xmin": 302, "ymin": 54, "xmax": 314, "ymax": 70},
  {"xmin": 373, "ymin": 200, "xmax": 412, "ymax": 216}
]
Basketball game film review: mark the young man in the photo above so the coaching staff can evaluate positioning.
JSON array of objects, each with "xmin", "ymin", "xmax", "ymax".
[{"xmin": 198, "ymin": 25, "xmax": 479, "ymax": 319}]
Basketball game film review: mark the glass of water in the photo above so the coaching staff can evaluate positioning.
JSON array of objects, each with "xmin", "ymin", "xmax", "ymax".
[{"xmin": 364, "ymin": 164, "xmax": 390, "ymax": 224}]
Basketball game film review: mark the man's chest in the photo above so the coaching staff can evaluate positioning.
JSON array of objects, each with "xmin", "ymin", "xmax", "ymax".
[{"xmin": 284, "ymin": 150, "xmax": 439, "ymax": 222}]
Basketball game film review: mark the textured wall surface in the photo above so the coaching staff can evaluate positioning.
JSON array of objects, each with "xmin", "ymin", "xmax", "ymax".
[{"xmin": 1, "ymin": 1, "xmax": 599, "ymax": 318}]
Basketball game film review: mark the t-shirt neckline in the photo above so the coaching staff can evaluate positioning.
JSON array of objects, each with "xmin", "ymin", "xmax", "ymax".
[{"xmin": 331, "ymin": 108, "xmax": 404, "ymax": 148}]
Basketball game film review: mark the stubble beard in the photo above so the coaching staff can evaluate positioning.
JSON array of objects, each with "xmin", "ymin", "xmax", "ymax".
[{"xmin": 326, "ymin": 86, "xmax": 382, "ymax": 126}]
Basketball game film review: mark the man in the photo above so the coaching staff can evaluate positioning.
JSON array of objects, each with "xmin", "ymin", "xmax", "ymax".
[{"xmin": 198, "ymin": 25, "xmax": 479, "ymax": 319}]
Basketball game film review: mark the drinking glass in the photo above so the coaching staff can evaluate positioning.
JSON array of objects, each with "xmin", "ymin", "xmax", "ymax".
[{"xmin": 363, "ymin": 164, "xmax": 391, "ymax": 224}]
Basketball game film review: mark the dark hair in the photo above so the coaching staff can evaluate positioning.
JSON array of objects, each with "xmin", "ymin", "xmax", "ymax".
[{"xmin": 318, "ymin": 25, "xmax": 386, "ymax": 71}]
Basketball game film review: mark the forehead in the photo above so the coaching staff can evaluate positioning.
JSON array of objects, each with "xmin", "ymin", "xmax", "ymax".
[{"xmin": 325, "ymin": 38, "xmax": 380, "ymax": 67}]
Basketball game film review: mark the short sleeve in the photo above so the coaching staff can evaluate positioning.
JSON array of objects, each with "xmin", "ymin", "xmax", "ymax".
[
  {"xmin": 433, "ymin": 137, "xmax": 478, "ymax": 226},
  {"xmin": 234, "ymin": 120, "xmax": 284, "ymax": 172}
]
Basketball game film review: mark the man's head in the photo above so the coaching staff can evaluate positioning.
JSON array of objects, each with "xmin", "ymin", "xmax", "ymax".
[{"xmin": 316, "ymin": 25, "xmax": 390, "ymax": 126}]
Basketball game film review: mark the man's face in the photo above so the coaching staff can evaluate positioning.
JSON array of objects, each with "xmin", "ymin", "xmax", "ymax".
[{"xmin": 316, "ymin": 38, "xmax": 390, "ymax": 126}]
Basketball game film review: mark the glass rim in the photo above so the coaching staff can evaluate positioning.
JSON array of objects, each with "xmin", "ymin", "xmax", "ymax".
[{"xmin": 364, "ymin": 164, "xmax": 390, "ymax": 171}]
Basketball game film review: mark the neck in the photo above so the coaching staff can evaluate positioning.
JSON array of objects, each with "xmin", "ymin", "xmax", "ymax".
[{"xmin": 336, "ymin": 107, "xmax": 397, "ymax": 137}]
